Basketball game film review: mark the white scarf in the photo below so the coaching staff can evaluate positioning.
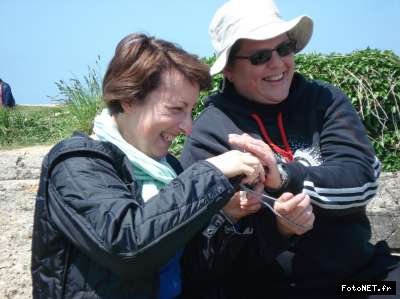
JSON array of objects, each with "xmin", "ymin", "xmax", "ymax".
[{"xmin": 92, "ymin": 109, "xmax": 177, "ymax": 202}]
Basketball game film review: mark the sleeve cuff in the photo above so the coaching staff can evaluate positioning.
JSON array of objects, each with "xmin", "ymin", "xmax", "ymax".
[{"xmin": 202, "ymin": 211, "xmax": 254, "ymax": 239}]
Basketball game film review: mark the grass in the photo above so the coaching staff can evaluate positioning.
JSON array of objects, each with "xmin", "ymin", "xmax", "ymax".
[
  {"xmin": 51, "ymin": 62, "xmax": 104, "ymax": 134},
  {"xmin": 0, "ymin": 62, "xmax": 104, "ymax": 150},
  {"xmin": 0, "ymin": 105, "xmax": 75, "ymax": 150}
]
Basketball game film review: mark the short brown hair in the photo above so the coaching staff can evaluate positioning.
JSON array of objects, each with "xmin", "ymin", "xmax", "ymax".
[{"xmin": 103, "ymin": 33, "xmax": 211, "ymax": 114}]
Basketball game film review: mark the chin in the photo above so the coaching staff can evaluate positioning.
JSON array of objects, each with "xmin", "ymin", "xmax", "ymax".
[
  {"xmin": 153, "ymin": 150, "xmax": 169, "ymax": 160},
  {"xmin": 272, "ymin": 91, "xmax": 290, "ymax": 103}
]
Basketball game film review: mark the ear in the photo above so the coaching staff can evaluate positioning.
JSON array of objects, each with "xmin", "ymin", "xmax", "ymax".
[
  {"xmin": 223, "ymin": 67, "xmax": 234, "ymax": 82},
  {"xmin": 120, "ymin": 100, "xmax": 135, "ymax": 114}
]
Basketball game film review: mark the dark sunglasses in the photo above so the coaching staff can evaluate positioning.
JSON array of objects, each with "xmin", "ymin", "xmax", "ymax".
[{"xmin": 233, "ymin": 40, "xmax": 297, "ymax": 65}]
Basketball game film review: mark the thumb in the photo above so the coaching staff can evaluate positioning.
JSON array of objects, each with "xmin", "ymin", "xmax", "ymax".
[
  {"xmin": 278, "ymin": 192, "xmax": 293, "ymax": 202},
  {"xmin": 253, "ymin": 182, "xmax": 265, "ymax": 193}
]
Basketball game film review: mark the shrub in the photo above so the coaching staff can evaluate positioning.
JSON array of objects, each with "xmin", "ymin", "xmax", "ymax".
[
  {"xmin": 51, "ymin": 59, "xmax": 104, "ymax": 134},
  {"xmin": 295, "ymin": 49, "xmax": 400, "ymax": 171},
  {"xmin": 173, "ymin": 49, "xmax": 400, "ymax": 171}
]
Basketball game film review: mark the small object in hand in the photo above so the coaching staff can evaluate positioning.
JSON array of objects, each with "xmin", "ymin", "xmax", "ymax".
[{"xmin": 240, "ymin": 190, "xmax": 247, "ymax": 201}]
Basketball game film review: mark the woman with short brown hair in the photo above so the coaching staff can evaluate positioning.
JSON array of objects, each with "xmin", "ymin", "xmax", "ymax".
[{"xmin": 31, "ymin": 33, "xmax": 265, "ymax": 299}]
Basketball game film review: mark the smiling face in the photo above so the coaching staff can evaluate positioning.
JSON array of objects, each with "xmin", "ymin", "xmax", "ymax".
[
  {"xmin": 224, "ymin": 34, "xmax": 295, "ymax": 105},
  {"xmin": 117, "ymin": 69, "xmax": 199, "ymax": 160}
]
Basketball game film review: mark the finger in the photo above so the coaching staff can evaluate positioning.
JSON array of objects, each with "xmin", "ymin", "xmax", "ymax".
[
  {"xmin": 245, "ymin": 142, "xmax": 274, "ymax": 159},
  {"xmin": 303, "ymin": 213, "xmax": 315, "ymax": 230},
  {"xmin": 232, "ymin": 142, "xmax": 271, "ymax": 165},
  {"xmin": 256, "ymin": 162, "xmax": 265, "ymax": 183},
  {"xmin": 228, "ymin": 132, "xmax": 251, "ymax": 141},
  {"xmin": 253, "ymin": 182, "xmax": 264, "ymax": 193},
  {"xmin": 283, "ymin": 197, "xmax": 312, "ymax": 222},
  {"xmin": 297, "ymin": 204, "xmax": 314, "ymax": 223},
  {"xmin": 240, "ymin": 162, "xmax": 263, "ymax": 185},
  {"xmin": 275, "ymin": 193, "xmax": 306, "ymax": 215},
  {"xmin": 229, "ymin": 136, "xmax": 253, "ymax": 150},
  {"xmin": 278, "ymin": 217, "xmax": 308, "ymax": 236},
  {"xmin": 287, "ymin": 206, "xmax": 314, "ymax": 228},
  {"xmin": 244, "ymin": 183, "xmax": 265, "ymax": 203},
  {"xmin": 232, "ymin": 136, "xmax": 275, "ymax": 160},
  {"xmin": 240, "ymin": 203, "xmax": 262, "ymax": 213},
  {"xmin": 239, "ymin": 153, "xmax": 266, "ymax": 184},
  {"xmin": 240, "ymin": 194, "xmax": 262, "ymax": 210},
  {"xmin": 240, "ymin": 195, "xmax": 260, "ymax": 206},
  {"xmin": 228, "ymin": 134, "xmax": 247, "ymax": 145},
  {"xmin": 277, "ymin": 192, "xmax": 294, "ymax": 202},
  {"xmin": 228, "ymin": 133, "xmax": 240, "ymax": 139}
]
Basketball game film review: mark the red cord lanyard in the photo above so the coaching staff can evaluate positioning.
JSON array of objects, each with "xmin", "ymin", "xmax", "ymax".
[{"xmin": 250, "ymin": 112, "xmax": 294, "ymax": 162}]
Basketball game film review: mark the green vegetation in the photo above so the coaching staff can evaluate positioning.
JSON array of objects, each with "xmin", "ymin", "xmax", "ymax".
[
  {"xmin": 51, "ymin": 62, "xmax": 104, "ymax": 134},
  {"xmin": 1, "ymin": 49, "xmax": 399, "ymax": 171},
  {"xmin": 295, "ymin": 49, "xmax": 400, "ymax": 171},
  {"xmin": 0, "ymin": 105, "xmax": 73, "ymax": 149}
]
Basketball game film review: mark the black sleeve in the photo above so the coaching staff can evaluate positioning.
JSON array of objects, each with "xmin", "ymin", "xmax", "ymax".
[
  {"xmin": 284, "ymin": 86, "xmax": 380, "ymax": 216},
  {"xmin": 180, "ymin": 107, "xmax": 290, "ymax": 279},
  {"xmin": 47, "ymin": 154, "xmax": 234, "ymax": 279}
]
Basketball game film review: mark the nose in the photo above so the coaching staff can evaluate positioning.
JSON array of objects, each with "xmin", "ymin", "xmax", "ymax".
[{"xmin": 179, "ymin": 113, "xmax": 192, "ymax": 135}]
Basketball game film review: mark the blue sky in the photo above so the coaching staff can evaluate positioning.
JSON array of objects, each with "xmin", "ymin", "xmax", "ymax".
[{"xmin": 1, "ymin": 0, "xmax": 399, "ymax": 105}]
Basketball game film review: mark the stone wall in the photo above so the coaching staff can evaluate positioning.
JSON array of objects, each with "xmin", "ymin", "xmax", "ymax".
[
  {"xmin": 367, "ymin": 172, "xmax": 400, "ymax": 251},
  {"xmin": 0, "ymin": 146, "xmax": 399, "ymax": 298}
]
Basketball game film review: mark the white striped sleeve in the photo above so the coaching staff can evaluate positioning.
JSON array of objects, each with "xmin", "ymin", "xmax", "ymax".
[{"xmin": 302, "ymin": 156, "xmax": 381, "ymax": 209}]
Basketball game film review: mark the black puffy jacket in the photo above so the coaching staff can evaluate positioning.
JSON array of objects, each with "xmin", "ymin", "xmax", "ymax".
[{"xmin": 31, "ymin": 133, "xmax": 234, "ymax": 298}]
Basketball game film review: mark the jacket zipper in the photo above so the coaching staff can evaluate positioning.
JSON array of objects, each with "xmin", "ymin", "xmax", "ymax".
[{"xmin": 61, "ymin": 243, "xmax": 71, "ymax": 298}]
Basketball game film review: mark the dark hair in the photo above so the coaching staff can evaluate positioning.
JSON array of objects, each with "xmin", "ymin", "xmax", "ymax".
[
  {"xmin": 103, "ymin": 33, "xmax": 211, "ymax": 114},
  {"xmin": 226, "ymin": 39, "xmax": 243, "ymax": 68}
]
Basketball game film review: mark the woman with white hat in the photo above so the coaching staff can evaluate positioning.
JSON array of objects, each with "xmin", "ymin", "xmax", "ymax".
[{"xmin": 179, "ymin": 0, "xmax": 399, "ymax": 298}]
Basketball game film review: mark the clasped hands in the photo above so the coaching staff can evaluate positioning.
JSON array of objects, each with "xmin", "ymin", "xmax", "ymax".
[{"xmin": 222, "ymin": 133, "xmax": 315, "ymax": 237}]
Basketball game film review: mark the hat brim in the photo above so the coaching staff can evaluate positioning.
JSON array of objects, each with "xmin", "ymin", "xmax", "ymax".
[{"xmin": 210, "ymin": 15, "xmax": 313, "ymax": 75}]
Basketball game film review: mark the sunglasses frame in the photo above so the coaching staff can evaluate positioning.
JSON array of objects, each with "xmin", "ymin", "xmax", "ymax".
[{"xmin": 233, "ymin": 39, "xmax": 297, "ymax": 65}]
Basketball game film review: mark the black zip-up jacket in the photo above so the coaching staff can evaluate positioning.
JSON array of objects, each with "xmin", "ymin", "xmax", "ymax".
[
  {"xmin": 31, "ymin": 133, "xmax": 235, "ymax": 299},
  {"xmin": 179, "ymin": 73, "xmax": 381, "ymax": 296}
]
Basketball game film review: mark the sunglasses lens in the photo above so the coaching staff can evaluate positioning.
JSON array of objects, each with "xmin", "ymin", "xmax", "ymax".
[
  {"xmin": 277, "ymin": 41, "xmax": 296, "ymax": 57},
  {"xmin": 237, "ymin": 40, "xmax": 296, "ymax": 65},
  {"xmin": 250, "ymin": 50, "xmax": 272, "ymax": 65}
]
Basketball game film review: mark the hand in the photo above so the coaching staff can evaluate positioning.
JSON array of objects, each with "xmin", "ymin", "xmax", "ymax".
[
  {"xmin": 228, "ymin": 133, "xmax": 281, "ymax": 189},
  {"xmin": 274, "ymin": 193, "xmax": 315, "ymax": 237},
  {"xmin": 222, "ymin": 182, "xmax": 264, "ymax": 223},
  {"xmin": 207, "ymin": 150, "xmax": 265, "ymax": 185}
]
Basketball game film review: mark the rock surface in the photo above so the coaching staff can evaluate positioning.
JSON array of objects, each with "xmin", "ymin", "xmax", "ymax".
[
  {"xmin": 367, "ymin": 172, "xmax": 400, "ymax": 250},
  {"xmin": 0, "ymin": 146, "xmax": 50, "ymax": 299},
  {"xmin": 0, "ymin": 145, "xmax": 398, "ymax": 298}
]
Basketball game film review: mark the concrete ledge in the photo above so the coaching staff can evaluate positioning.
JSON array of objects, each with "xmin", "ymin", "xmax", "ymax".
[
  {"xmin": 367, "ymin": 172, "xmax": 400, "ymax": 253},
  {"xmin": 0, "ymin": 145, "xmax": 399, "ymax": 297}
]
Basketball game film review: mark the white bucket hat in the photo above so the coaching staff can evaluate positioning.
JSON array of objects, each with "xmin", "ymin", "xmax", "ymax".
[{"xmin": 209, "ymin": 0, "xmax": 313, "ymax": 75}]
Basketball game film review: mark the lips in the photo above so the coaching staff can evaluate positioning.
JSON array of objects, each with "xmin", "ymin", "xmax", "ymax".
[{"xmin": 263, "ymin": 72, "xmax": 284, "ymax": 82}]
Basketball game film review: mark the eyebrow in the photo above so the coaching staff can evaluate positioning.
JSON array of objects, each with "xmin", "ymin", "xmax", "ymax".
[{"xmin": 247, "ymin": 40, "xmax": 291, "ymax": 55}]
